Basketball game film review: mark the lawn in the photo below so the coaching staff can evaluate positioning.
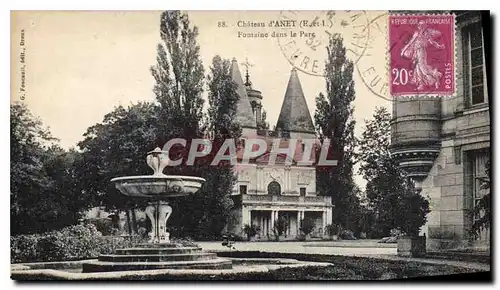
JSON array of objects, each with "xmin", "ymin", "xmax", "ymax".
[{"xmin": 12, "ymin": 251, "xmax": 488, "ymax": 281}]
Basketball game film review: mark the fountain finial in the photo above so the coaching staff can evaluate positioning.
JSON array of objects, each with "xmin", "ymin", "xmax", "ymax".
[{"xmin": 146, "ymin": 147, "xmax": 169, "ymax": 176}]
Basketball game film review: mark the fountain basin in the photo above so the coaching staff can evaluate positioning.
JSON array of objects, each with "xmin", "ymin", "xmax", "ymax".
[
  {"xmin": 111, "ymin": 175, "xmax": 205, "ymax": 198},
  {"xmin": 81, "ymin": 243, "xmax": 233, "ymax": 272}
]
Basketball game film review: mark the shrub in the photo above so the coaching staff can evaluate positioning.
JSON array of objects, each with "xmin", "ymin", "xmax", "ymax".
[
  {"xmin": 299, "ymin": 218, "xmax": 315, "ymax": 236},
  {"xmin": 10, "ymin": 234, "xmax": 39, "ymax": 263},
  {"xmin": 272, "ymin": 217, "xmax": 288, "ymax": 241},
  {"xmin": 324, "ymin": 223, "xmax": 339, "ymax": 238},
  {"xmin": 86, "ymin": 218, "xmax": 115, "ymax": 236},
  {"xmin": 170, "ymin": 237, "xmax": 199, "ymax": 247},
  {"xmin": 10, "ymin": 223, "xmax": 147, "ymax": 263},
  {"xmin": 398, "ymin": 191, "xmax": 430, "ymax": 237},
  {"xmin": 242, "ymin": 224, "xmax": 261, "ymax": 241},
  {"xmin": 339, "ymin": 229, "xmax": 357, "ymax": 240}
]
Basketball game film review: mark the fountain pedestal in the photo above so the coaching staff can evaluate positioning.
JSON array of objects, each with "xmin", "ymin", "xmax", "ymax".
[{"xmin": 145, "ymin": 201, "xmax": 172, "ymax": 243}]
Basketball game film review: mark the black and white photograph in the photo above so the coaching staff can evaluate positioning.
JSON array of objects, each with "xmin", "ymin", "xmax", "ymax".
[{"xmin": 9, "ymin": 8, "xmax": 492, "ymax": 282}]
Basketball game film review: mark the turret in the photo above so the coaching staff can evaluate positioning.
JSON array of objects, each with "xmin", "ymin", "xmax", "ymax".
[
  {"xmin": 275, "ymin": 68, "xmax": 316, "ymax": 140},
  {"xmin": 242, "ymin": 61, "xmax": 263, "ymax": 125},
  {"xmin": 389, "ymin": 97, "xmax": 442, "ymax": 182},
  {"xmin": 230, "ymin": 58, "xmax": 257, "ymax": 137}
]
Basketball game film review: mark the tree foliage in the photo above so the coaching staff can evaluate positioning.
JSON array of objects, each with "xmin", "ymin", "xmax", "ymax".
[
  {"xmin": 195, "ymin": 55, "xmax": 242, "ymax": 238},
  {"xmin": 77, "ymin": 102, "xmax": 159, "ymax": 214},
  {"xmin": 11, "ymin": 102, "xmax": 91, "ymax": 234},
  {"xmin": 243, "ymin": 224, "xmax": 261, "ymax": 241},
  {"xmin": 150, "ymin": 10, "xmax": 205, "ymax": 146},
  {"xmin": 314, "ymin": 35, "xmax": 360, "ymax": 232},
  {"xmin": 273, "ymin": 217, "xmax": 288, "ymax": 241},
  {"xmin": 300, "ymin": 218, "xmax": 315, "ymax": 236},
  {"xmin": 358, "ymin": 107, "xmax": 430, "ymax": 237}
]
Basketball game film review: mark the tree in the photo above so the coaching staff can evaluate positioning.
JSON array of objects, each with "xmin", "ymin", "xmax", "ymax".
[
  {"xmin": 397, "ymin": 181, "xmax": 430, "ymax": 237},
  {"xmin": 11, "ymin": 102, "xmax": 55, "ymax": 224},
  {"xmin": 77, "ymin": 102, "xmax": 159, "ymax": 232},
  {"xmin": 299, "ymin": 218, "xmax": 315, "ymax": 237},
  {"xmin": 148, "ymin": 11, "xmax": 208, "ymax": 239},
  {"xmin": 243, "ymin": 224, "xmax": 261, "ymax": 241},
  {"xmin": 41, "ymin": 146, "xmax": 91, "ymax": 229},
  {"xmin": 150, "ymin": 10, "xmax": 205, "ymax": 149},
  {"xmin": 358, "ymin": 107, "xmax": 430, "ymax": 237},
  {"xmin": 11, "ymin": 102, "xmax": 91, "ymax": 234},
  {"xmin": 314, "ymin": 34, "xmax": 360, "ymax": 232},
  {"xmin": 272, "ymin": 217, "xmax": 288, "ymax": 241},
  {"xmin": 194, "ymin": 55, "xmax": 243, "ymax": 239},
  {"xmin": 358, "ymin": 107, "xmax": 391, "ymax": 189}
]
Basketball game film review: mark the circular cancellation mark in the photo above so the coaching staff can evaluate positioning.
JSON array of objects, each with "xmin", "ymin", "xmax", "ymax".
[{"xmin": 277, "ymin": 10, "xmax": 371, "ymax": 77}]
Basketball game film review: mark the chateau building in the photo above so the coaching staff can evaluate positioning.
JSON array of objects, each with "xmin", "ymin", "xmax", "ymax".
[
  {"xmin": 226, "ymin": 59, "xmax": 333, "ymax": 240},
  {"xmin": 390, "ymin": 11, "xmax": 490, "ymax": 250}
]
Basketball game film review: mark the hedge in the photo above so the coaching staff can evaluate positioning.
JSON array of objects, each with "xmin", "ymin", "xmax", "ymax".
[
  {"xmin": 10, "ymin": 223, "xmax": 145, "ymax": 263},
  {"xmin": 11, "ymin": 223, "xmax": 202, "ymax": 264}
]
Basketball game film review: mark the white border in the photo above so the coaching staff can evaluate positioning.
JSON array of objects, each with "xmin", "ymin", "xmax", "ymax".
[{"xmin": 3, "ymin": 1, "xmax": 498, "ymax": 290}]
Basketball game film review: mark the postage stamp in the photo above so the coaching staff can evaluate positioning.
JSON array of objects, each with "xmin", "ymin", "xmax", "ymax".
[{"xmin": 388, "ymin": 14, "xmax": 456, "ymax": 97}]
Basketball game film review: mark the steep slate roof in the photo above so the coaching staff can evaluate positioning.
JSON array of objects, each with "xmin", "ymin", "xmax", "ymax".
[
  {"xmin": 231, "ymin": 59, "xmax": 256, "ymax": 129},
  {"xmin": 276, "ymin": 68, "xmax": 315, "ymax": 133}
]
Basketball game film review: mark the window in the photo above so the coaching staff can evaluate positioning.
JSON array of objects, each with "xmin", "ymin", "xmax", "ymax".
[
  {"xmin": 300, "ymin": 187, "xmax": 306, "ymax": 196},
  {"xmin": 472, "ymin": 151, "xmax": 489, "ymax": 223},
  {"xmin": 239, "ymin": 185, "xmax": 247, "ymax": 195},
  {"xmin": 267, "ymin": 181, "xmax": 281, "ymax": 196},
  {"xmin": 463, "ymin": 21, "xmax": 488, "ymax": 106},
  {"xmin": 466, "ymin": 148, "xmax": 490, "ymax": 242},
  {"xmin": 301, "ymin": 143, "xmax": 305, "ymax": 152}
]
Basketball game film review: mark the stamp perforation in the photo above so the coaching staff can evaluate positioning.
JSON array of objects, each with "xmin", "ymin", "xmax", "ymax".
[{"xmin": 387, "ymin": 12, "xmax": 457, "ymax": 99}]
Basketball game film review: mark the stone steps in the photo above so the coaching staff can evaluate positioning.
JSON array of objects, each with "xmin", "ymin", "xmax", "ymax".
[
  {"xmin": 81, "ymin": 244, "xmax": 233, "ymax": 272},
  {"xmin": 99, "ymin": 252, "xmax": 217, "ymax": 262},
  {"xmin": 115, "ymin": 247, "xmax": 202, "ymax": 255},
  {"xmin": 82, "ymin": 258, "xmax": 233, "ymax": 272},
  {"xmin": 134, "ymin": 243, "xmax": 184, "ymax": 248}
]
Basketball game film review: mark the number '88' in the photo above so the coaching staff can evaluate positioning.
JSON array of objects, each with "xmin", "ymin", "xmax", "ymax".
[{"xmin": 392, "ymin": 68, "xmax": 413, "ymax": 85}]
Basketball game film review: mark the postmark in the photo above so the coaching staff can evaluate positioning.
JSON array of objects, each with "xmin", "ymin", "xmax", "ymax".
[
  {"xmin": 388, "ymin": 14, "xmax": 456, "ymax": 97},
  {"xmin": 277, "ymin": 10, "xmax": 371, "ymax": 76},
  {"xmin": 356, "ymin": 12, "xmax": 391, "ymax": 101}
]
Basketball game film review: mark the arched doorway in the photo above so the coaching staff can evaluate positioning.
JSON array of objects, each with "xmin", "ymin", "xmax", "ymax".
[{"xmin": 267, "ymin": 181, "xmax": 281, "ymax": 196}]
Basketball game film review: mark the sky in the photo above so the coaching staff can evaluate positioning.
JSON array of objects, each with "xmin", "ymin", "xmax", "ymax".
[{"xmin": 11, "ymin": 10, "xmax": 391, "ymax": 189}]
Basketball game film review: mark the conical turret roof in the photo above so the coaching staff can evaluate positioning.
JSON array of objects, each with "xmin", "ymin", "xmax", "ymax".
[
  {"xmin": 231, "ymin": 59, "xmax": 257, "ymax": 129},
  {"xmin": 276, "ymin": 68, "xmax": 315, "ymax": 133}
]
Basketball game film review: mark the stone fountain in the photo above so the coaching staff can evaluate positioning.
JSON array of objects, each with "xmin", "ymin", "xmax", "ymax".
[{"xmin": 82, "ymin": 148, "xmax": 232, "ymax": 272}]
